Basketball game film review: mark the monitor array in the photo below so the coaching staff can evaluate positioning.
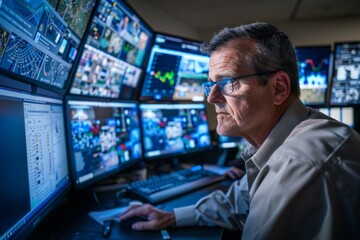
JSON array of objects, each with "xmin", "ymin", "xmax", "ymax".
[{"xmin": 0, "ymin": 1, "xmax": 358, "ymax": 239}]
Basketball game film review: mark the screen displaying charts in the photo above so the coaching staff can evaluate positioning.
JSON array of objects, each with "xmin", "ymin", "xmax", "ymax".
[
  {"xmin": 69, "ymin": 0, "xmax": 153, "ymax": 99},
  {"xmin": 0, "ymin": 86, "xmax": 69, "ymax": 240},
  {"xmin": 140, "ymin": 33, "xmax": 209, "ymax": 102},
  {"xmin": 330, "ymin": 42, "xmax": 360, "ymax": 105},
  {"xmin": 295, "ymin": 46, "xmax": 331, "ymax": 105},
  {"xmin": 0, "ymin": 0, "xmax": 96, "ymax": 90}
]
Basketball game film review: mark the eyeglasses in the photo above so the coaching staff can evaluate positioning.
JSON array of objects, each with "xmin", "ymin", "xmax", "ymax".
[{"xmin": 202, "ymin": 71, "xmax": 278, "ymax": 96}]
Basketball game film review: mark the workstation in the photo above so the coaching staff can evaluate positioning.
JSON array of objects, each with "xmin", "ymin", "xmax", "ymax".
[{"xmin": 1, "ymin": 1, "xmax": 360, "ymax": 240}]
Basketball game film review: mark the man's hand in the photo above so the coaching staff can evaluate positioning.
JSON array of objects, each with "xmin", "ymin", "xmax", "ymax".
[
  {"xmin": 119, "ymin": 204, "xmax": 176, "ymax": 230},
  {"xmin": 225, "ymin": 166, "xmax": 244, "ymax": 179}
]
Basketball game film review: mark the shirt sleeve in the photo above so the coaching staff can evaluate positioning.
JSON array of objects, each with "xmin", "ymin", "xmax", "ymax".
[{"xmin": 173, "ymin": 175, "xmax": 249, "ymax": 231}]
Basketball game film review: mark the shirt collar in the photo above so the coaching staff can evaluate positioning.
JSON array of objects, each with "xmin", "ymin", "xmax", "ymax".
[{"xmin": 245, "ymin": 99, "xmax": 309, "ymax": 169}]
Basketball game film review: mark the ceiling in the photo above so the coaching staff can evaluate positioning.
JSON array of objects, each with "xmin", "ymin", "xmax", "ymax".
[{"xmin": 141, "ymin": 0, "xmax": 360, "ymax": 31}]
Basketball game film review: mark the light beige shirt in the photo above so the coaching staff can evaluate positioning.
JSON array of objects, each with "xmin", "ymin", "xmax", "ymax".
[{"xmin": 174, "ymin": 99, "xmax": 360, "ymax": 239}]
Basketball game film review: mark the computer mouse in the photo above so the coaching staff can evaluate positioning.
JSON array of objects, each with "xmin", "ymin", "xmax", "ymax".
[{"xmin": 119, "ymin": 215, "xmax": 148, "ymax": 228}]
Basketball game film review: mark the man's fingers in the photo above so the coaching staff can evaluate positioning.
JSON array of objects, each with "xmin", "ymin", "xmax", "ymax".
[
  {"xmin": 119, "ymin": 205, "xmax": 141, "ymax": 220},
  {"xmin": 132, "ymin": 220, "xmax": 156, "ymax": 230},
  {"xmin": 120, "ymin": 204, "xmax": 152, "ymax": 220},
  {"xmin": 227, "ymin": 171, "xmax": 237, "ymax": 179},
  {"xmin": 226, "ymin": 167, "xmax": 245, "ymax": 179}
]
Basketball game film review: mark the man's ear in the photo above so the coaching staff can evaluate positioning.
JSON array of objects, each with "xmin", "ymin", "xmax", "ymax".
[{"xmin": 272, "ymin": 71, "xmax": 291, "ymax": 105}]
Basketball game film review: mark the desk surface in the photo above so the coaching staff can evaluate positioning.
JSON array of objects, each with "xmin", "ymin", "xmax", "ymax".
[{"xmin": 31, "ymin": 179, "xmax": 234, "ymax": 240}]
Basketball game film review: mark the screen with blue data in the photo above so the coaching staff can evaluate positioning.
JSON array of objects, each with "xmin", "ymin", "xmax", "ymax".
[
  {"xmin": 139, "ymin": 103, "xmax": 212, "ymax": 159},
  {"xmin": 0, "ymin": 86, "xmax": 69, "ymax": 240},
  {"xmin": 330, "ymin": 42, "xmax": 360, "ymax": 105},
  {"xmin": 66, "ymin": 99, "xmax": 143, "ymax": 188},
  {"xmin": 218, "ymin": 135, "xmax": 248, "ymax": 149},
  {"xmin": 295, "ymin": 46, "xmax": 331, "ymax": 106},
  {"xmin": 139, "ymin": 33, "xmax": 209, "ymax": 102},
  {"xmin": 0, "ymin": 0, "xmax": 96, "ymax": 90},
  {"xmin": 69, "ymin": 0, "xmax": 153, "ymax": 99}
]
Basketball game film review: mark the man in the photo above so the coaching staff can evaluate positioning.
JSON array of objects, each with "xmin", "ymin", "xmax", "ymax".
[{"xmin": 120, "ymin": 22, "xmax": 360, "ymax": 239}]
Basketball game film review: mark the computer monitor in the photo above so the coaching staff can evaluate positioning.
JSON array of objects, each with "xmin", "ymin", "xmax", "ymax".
[
  {"xmin": 330, "ymin": 41, "xmax": 360, "ymax": 105},
  {"xmin": 218, "ymin": 135, "xmax": 248, "ymax": 150},
  {"xmin": 0, "ymin": 83, "xmax": 70, "ymax": 240},
  {"xmin": 66, "ymin": 98, "xmax": 143, "ymax": 189},
  {"xmin": 295, "ymin": 46, "xmax": 331, "ymax": 106},
  {"xmin": 0, "ymin": 0, "xmax": 96, "ymax": 91},
  {"xmin": 216, "ymin": 135, "xmax": 248, "ymax": 166},
  {"xmin": 139, "ymin": 33, "xmax": 210, "ymax": 102},
  {"xmin": 318, "ymin": 106, "xmax": 354, "ymax": 128},
  {"xmin": 69, "ymin": 0, "xmax": 153, "ymax": 99},
  {"xmin": 139, "ymin": 103, "xmax": 212, "ymax": 160}
]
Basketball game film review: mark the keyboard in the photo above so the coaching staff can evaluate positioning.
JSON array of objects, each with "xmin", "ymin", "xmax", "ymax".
[{"xmin": 127, "ymin": 166, "xmax": 225, "ymax": 204}]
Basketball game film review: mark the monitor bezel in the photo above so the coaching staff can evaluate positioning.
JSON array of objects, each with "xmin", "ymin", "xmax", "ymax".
[
  {"xmin": 137, "ymin": 31, "xmax": 209, "ymax": 102},
  {"xmin": 294, "ymin": 45, "xmax": 332, "ymax": 107},
  {"xmin": 65, "ymin": 0, "xmax": 154, "ymax": 101},
  {"xmin": 138, "ymin": 101, "xmax": 213, "ymax": 162},
  {"xmin": 0, "ymin": 78, "xmax": 71, "ymax": 240},
  {"xmin": 65, "ymin": 95, "xmax": 144, "ymax": 190}
]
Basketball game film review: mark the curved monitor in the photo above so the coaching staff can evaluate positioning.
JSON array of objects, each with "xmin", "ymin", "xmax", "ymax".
[
  {"xmin": 330, "ymin": 41, "xmax": 360, "ymax": 105},
  {"xmin": 69, "ymin": 0, "xmax": 153, "ymax": 99},
  {"xmin": 139, "ymin": 33, "xmax": 210, "ymax": 102},
  {"xmin": 66, "ymin": 98, "xmax": 143, "ymax": 189},
  {"xmin": 0, "ymin": 0, "xmax": 96, "ymax": 92},
  {"xmin": 295, "ymin": 46, "xmax": 331, "ymax": 106},
  {"xmin": 139, "ymin": 103, "xmax": 212, "ymax": 160},
  {"xmin": 0, "ymin": 83, "xmax": 70, "ymax": 240}
]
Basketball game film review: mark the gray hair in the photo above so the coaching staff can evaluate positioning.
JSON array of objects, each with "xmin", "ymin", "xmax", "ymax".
[{"xmin": 201, "ymin": 22, "xmax": 300, "ymax": 97}]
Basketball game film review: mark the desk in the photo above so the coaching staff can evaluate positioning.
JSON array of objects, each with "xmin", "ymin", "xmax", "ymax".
[{"xmin": 31, "ymin": 179, "xmax": 234, "ymax": 240}]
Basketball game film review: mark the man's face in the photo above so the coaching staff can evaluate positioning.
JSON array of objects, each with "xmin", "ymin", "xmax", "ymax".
[{"xmin": 207, "ymin": 40, "xmax": 276, "ymax": 139}]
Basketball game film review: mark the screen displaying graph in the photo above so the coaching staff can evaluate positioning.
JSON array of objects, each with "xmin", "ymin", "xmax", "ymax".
[
  {"xmin": 142, "ymin": 53, "xmax": 180, "ymax": 98},
  {"xmin": 139, "ymin": 33, "xmax": 209, "ymax": 102},
  {"xmin": 295, "ymin": 46, "xmax": 331, "ymax": 105}
]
